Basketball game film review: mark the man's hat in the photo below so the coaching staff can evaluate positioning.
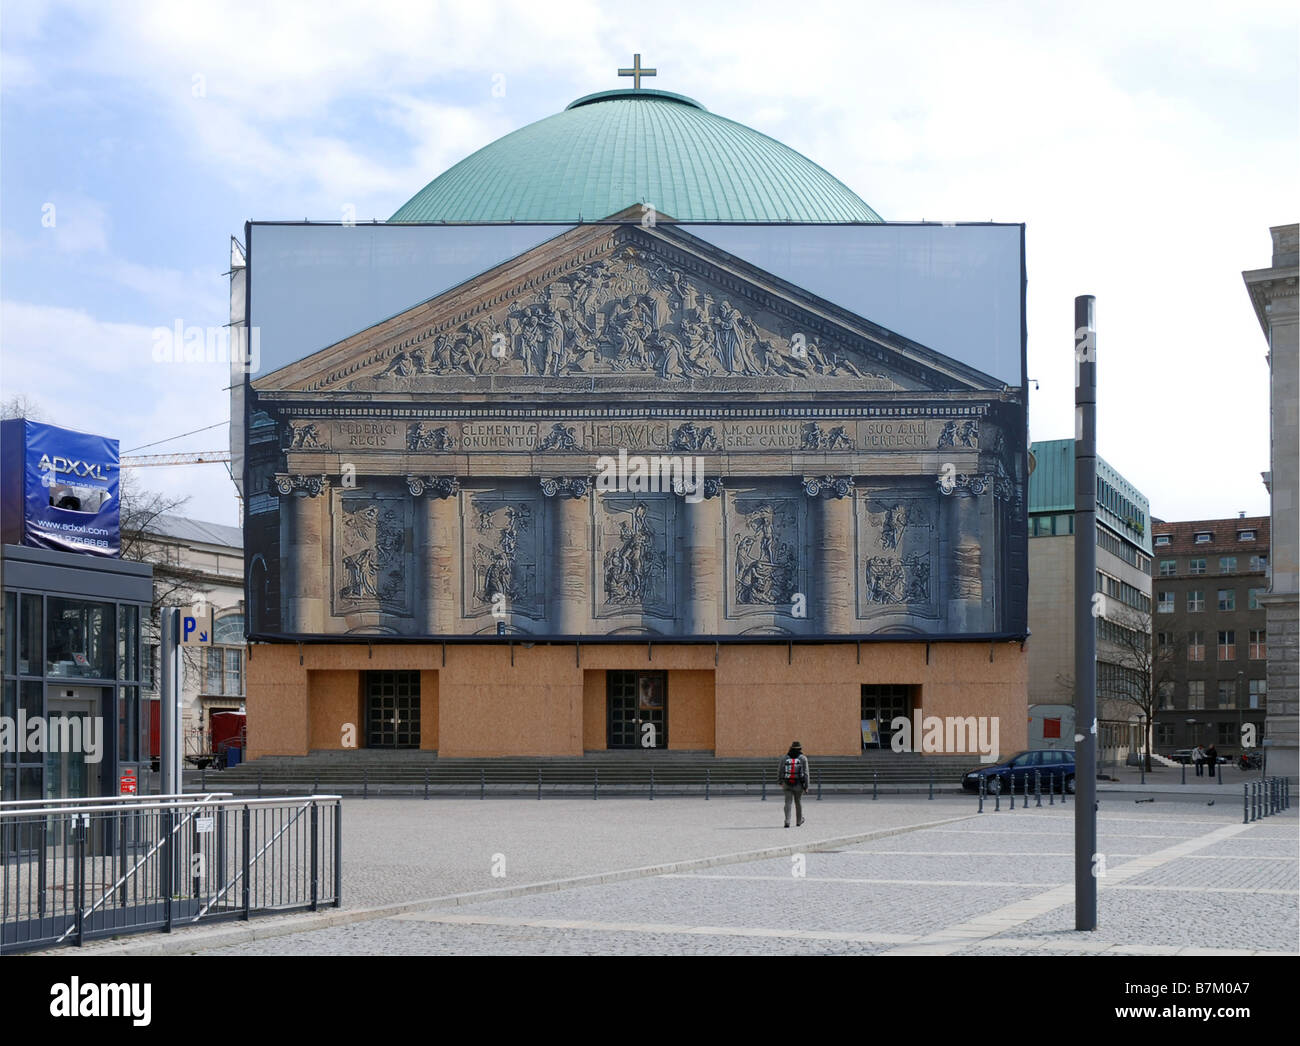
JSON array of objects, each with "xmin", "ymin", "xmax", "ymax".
[{"xmin": 790, "ymin": 741, "xmax": 803, "ymax": 752}]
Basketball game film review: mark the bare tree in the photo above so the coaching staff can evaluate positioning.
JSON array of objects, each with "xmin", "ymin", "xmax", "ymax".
[
  {"xmin": 117, "ymin": 471, "xmax": 214, "ymax": 682},
  {"xmin": 1095, "ymin": 601, "xmax": 1176, "ymax": 772},
  {"xmin": 0, "ymin": 395, "xmax": 46, "ymax": 421}
]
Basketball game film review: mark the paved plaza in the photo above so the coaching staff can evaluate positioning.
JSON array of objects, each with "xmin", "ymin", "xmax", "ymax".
[{"xmin": 63, "ymin": 786, "xmax": 1298, "ymax": 957}]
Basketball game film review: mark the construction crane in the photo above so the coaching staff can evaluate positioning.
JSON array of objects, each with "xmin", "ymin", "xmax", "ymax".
[
  {"xmin": 120, "ymin": 451, "xmax": 241, "ymax": 506},
  {"xmin": 120, "ymin": 451, "xmax": 231, "ymax": 468}
]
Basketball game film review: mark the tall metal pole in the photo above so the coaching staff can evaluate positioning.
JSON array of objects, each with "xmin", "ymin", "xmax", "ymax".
[
  {"xmin": 160, "ymin": 608, "xmax": 182, "ymax": 796},
  {"xmin": 1074, "ymin": 295, "xmax": 1098, "ymax": 930}
]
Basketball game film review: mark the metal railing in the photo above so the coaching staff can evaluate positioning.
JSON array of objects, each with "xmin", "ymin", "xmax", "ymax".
[{"xmin": 0, "ymin": 794, "xmax": 341, "ymax": 954}]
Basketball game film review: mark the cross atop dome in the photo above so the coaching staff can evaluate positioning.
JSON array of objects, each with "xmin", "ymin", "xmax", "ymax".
[{"xmin": 618, "ymin": 53, "xmax": 656, "ymax": 89}]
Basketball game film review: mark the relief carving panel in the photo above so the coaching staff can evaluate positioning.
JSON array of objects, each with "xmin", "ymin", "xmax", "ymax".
[{"xmin": 330, "ymin": 492, "xmax": 413, "ymax": 619}]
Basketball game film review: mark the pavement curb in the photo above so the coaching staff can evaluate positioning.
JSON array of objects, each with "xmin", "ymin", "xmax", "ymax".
[{"xmin": 37, "ymin": 812, "xmax": 978, "ymax": 956}]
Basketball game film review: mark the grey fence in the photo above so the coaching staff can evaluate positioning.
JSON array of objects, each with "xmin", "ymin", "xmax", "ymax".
[{"xmin": 0, "ymin": 793, "xmax": 341, "ymax": 954}]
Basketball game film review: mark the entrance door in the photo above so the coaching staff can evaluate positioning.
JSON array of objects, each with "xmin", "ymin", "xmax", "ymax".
[
  {"xmin": 861, "ymin": 684, "xmax": 914, "ymax": 751},
  {"xmin": 45, "ymin": 691, "xmax": 102, "ymax": 800},
  {"xmin": 607, "ymin": 671, "xmax": 667, "ymax": 749},
  {"xmin": 365, "ymin": 671, "xmax": 421, "ymax": 749}
]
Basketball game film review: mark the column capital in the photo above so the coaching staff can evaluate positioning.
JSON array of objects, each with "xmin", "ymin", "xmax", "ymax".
[
  {"xmin": 802, "ymin": 475, "xmax": 854, "ymax": 499},
  {"xmin": 273, "ymin": 473, "xmax": 330, "ymax": 498},
  {"xmin": 938, "ymin": 472, "xmax": 992, "ymax": 497},
  {"xmin": 407, "ymin": 475, "xmax": 461, "ymax": 499},
  {"xmin": 673, "ymin": 477, "xmax": 724, "ymax": 499},
  {"xmin": 541, "ymin": 476, "xmax": 592, "ymax": 498}
]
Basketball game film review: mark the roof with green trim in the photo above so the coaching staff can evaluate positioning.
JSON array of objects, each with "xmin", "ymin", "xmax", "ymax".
[{"xmin": 390, "ymin": 89, "xmax": 882, "ymax": 223}]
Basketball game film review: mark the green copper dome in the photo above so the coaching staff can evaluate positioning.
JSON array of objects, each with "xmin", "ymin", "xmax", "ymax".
[{"xmin": 390, "ymin": 89, "xmax": 882, "ymax": 223}]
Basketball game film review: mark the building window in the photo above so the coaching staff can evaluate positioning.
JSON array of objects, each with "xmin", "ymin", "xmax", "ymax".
[
  {"xmin": 1156, "ymin": 631, "xmax": 1172, "ymax": 652},
  {"xmin": 1156, "ymin": 723, "xmax": 1175, "ymax": 746},
  {"xmin": 1155, "ymin": 534, "xmax": 1171, "ymax": 547},
  {"xmin": 46, "ymin": 597, "xmax": 116, "ymax": 679},
  {"xmin": 205, "ymin": 647, "xmax": 245, "ymax": 697},
  {"xmin": 1194, "ymin": 532, "xmax": 1212, "ymax": 544},
  {"xmin": 1219, "ymin": 556, "xmax": 1237, "ymax": 574},
  {"xmin": 1217, "ymin": 589, "xmax": 1235, "ymax": 612},
  {"xmin": 1188, "ymin": 632, "xmax": 1205, "ymax": 661},
  {"xmin": 1249, "ymin": 679, "xmax": 1266, "ymax": 709},
  {"xmin": 1249, "ymin": 629, "xmax": 1266, "ymax": 659},
  {"xmin": 1187, "ymin": 681, "xmax": 1204, "ymax": 710},
  {"xmin": 1157, "ymin": 591, "xmax": 1175, "ymax": 614},
  {"xmin": 1187, "ymin": 590, "xmax": 1204, "ymax": 612},
  {"xmin": 1188, "ymin": 558, "xmax": 1206, "ymax": 575},
  {"xmin": 1249, "ymin": 587, "xmax": 1264, "ymax": 610},
  {"xmin": 1217, "ymin": 630, "xmax": 1235, "ymax": 661},
  {"xmin": 1217, "ymin": 722, "xmax": 1237, "ymax": 745},
  {"xmin": 1159, "ymin": 560, "xmax": 1177, "ymax": 576},
  {"xmin": 1216, "ymin": 681, "xmax": 1234, "ymax": 709},
  {"xmin": 1238, "ymin": 530, "xmax": 1256, "ymax": 541},
  {"xmin": 1250, "ymin": 555, "xmax": 1268, "ymax": 572}
]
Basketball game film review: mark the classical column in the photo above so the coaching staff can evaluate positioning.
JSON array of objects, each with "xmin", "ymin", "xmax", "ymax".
[
  {"xmin": 275, "ymin": 474, "xmax": 329, "ymax": 633},
  {"xmin": 412, "ymin": 477, "xmax": 461, "ymax": 635},
  {"xmin": 681, "ymin": 479, "xmax": 723, "ymax": 635},
  {"xmin": 941, "ymin": 472, "xmax": 991, "ymax": 631},
  {"xmin": 542, "ymin": 477, "xmax": 592, "ymax": 635},
  {"xmin": 805, "ymin": 475, "xmax": 855, "ymax": 634}
]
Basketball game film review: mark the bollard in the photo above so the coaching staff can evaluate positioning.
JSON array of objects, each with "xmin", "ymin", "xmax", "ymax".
[
  {"xmin": 594, "ymin": 768, "xmax": 599, "ymax": 801},
  {"xmin": 1035, "ymin": 770, "xmax": 1042, "ymax": 808},
  {"xmin": 872, "ymin": 771, "xmax": 877, "ymax": 801},
  {"xmin": 650, "ymin": 768, "xmax": 655, "ymax": 801},
  {"xmin": 424, "ymin": 769, "xmax": 429, "ymax": 800},
  {"xmin": 705, "ymin": 768, "xmax": 709, "ymax": 801},
  {"xmin": 481, "ymin": 767, "xmax": 485, "ymax": 801},
  {"xmin": 762, "ymin": 768, "xmax": 767, "ymax": 801},
  {"xmin": 537, "ymin": 768, "xmax": 542, "ymax": 801},
  {"xmin": 1251, "ymin": 781, "xmax": 1258, "ymax": 822},
  {"xmin": 978, "ymin": 774, "xmax": 984, "ymax": 813},
  {"xmin": 1061, "ymin": 773, "xmax": 1068, "ymax": 805},
  {"xmin": 817, "ymin": 771, "xmax": 822, "ymax": 802},
  {"xmin": 1181, "ymin": 760, "xmax": 1186, "ymax": 786},
  {"xmin": 928, "ymin": 771, "xmax": 933, "ymax": 801},
  {"xmin": 1008, "ymin": 776, "xmax": 1015, "ymax": 810},
  {"xmin": 1243, "ymin": 783, "xmax": 1249, "ymax": 824},
  {"xmin": 362, "ymin": 768, "xmax": 368, "ymax": 800},
  {"xmin": 994, "ymin": 784, "xmax": 1000, "ymax": 813},
  {"xmin": 1139, "ymin": 751, "xmax": 1144, "ymax": 785}
]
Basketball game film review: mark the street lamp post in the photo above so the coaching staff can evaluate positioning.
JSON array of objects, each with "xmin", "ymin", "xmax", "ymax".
[{"xmin": 1137, "ymin": 713, "xmax": 1147, "ymax": 784}]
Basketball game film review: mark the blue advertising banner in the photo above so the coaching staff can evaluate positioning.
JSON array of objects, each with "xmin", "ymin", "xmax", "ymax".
[{"xmin": 17, "ymin": 420, "xmax": 120, "ymax": 556}]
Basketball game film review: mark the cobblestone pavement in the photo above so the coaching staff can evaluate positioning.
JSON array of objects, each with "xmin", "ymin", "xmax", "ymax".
[{"xmin": 123, "ymin": 795, "xmax": 1295, "ymax": 957}]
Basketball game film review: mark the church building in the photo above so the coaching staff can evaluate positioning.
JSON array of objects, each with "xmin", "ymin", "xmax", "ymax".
[{"xmin": 233, "ymin": 65, "xmax": 1030, "ymax": 759}]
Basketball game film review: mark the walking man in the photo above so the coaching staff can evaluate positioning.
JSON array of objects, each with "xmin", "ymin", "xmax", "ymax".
[{"xmin": 781, "ymin": 741, "xmax": 810, "ymax": 828}]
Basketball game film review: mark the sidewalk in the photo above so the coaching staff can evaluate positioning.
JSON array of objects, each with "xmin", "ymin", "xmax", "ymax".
[{"xmin": 1098, "ymin": 762, "xmax": 1294, "ymax": 794}]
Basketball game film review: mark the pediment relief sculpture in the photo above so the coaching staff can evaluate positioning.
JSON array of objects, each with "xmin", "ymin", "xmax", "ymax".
[{"xmin": 256, "ymin": 226, "xmax": 1000, "ymax": 396}]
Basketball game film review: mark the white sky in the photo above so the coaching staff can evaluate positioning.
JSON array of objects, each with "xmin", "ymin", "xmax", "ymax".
[{"xmin": 2, "ymin": 0, "xmax": 1295, "ymax": 527}]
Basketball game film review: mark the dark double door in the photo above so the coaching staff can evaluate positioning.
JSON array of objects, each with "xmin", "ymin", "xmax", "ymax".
[
  {"xmin": 366, "ymin": 671, "xmax": 421, "ymax": 748},
  {"xmin": 607, "ymin": 671, "xmax": 667, "ymax": 749}
]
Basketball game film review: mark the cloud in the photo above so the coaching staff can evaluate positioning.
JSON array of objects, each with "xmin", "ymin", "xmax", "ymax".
[{"xmin": 1, "ymin": 300, "xmax": 239, "ymax": 524}]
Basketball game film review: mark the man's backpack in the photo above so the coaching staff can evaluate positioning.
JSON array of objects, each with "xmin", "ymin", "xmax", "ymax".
[{"xmin": 782, "ymin": 756, "xmax": 805, "ymax": 787}]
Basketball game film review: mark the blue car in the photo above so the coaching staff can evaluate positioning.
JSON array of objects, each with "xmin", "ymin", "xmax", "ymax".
[{"xmin": 961, "ymin": 750, "xmax": 1075, "ymax": 795}]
